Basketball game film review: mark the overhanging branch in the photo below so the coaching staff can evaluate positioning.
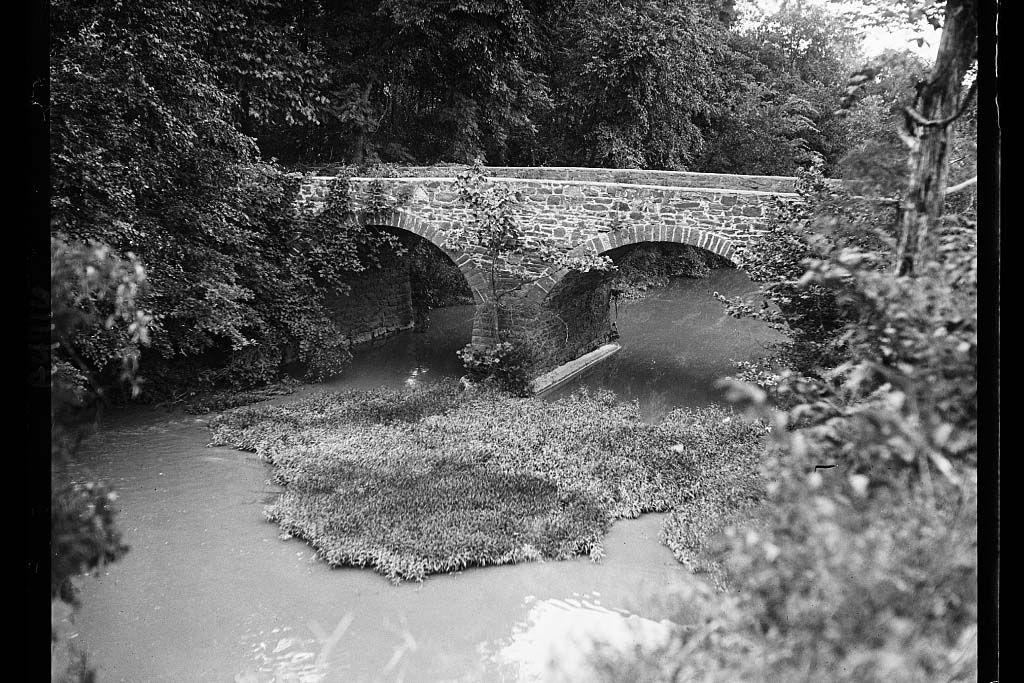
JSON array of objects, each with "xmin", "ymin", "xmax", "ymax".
[{"xmin": 903, "ymin": 79, "xmax": 978, "ymax": 130}]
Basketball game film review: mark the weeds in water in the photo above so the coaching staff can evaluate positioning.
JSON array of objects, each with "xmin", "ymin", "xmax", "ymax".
[{"xmin": 210, "ymin": 382, "xmax": 765, "ymax": 582}]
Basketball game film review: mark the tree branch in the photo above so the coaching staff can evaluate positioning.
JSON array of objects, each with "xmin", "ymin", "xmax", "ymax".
[
  {"xmin": 57, "ymin": 332, "xmax": 106, "ymax": 397},
  {"xmin": 903, "ymin": 79, "xmax": 977, "ymax": 130},
  {"xmin": 944, "ymin": 176, "xmax": 977, "ymax": 195}
]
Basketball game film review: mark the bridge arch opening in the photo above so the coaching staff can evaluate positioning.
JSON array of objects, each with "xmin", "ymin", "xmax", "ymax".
[
  {"xmin": 526, "ymin": 234, "xmax": 740, "ymax": 374},
  {"xmin": 321, "ymin": 212, "xmax": 481, "ymax": 356},
  {"xmin": 354, "ymin": 210, "xmax": 486, "ymax": 303}
]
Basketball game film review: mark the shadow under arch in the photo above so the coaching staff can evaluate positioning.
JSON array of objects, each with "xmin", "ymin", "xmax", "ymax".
[
  {"xmin": 354, "ymin": 209, "xmax": 487, "ymax": 304},
  {"xmin": 522, "ymin": 229, "xmax": 741, "ymax": 374},
  {"xmin": 523, "ymin": 226, "xmax": 740, "ymax": 304},
  {"xmin": 312, "ymin": 209, "xmax": 486, "ymax": 356}
]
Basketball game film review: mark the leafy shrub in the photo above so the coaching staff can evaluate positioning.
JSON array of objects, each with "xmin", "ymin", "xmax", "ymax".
[
  {"xmin": 457, "ymin": 341, "xmax": 534, "ymax": 396},
  {"xmin": 51, "ymin": 237, "xmax": 151, "ymax": 681},
  {"xmin": 209, "ymin": 387, "xmax": 766, "ymax": 583},
  {"xmin": 51, "ymin": 238, "xmax": 152, "ymax": 401},
  {"xmin": 582, "ymin": 474, "xmax": 977, "ymax": 682},
  {"xmin": 717, "ymin": 154, "xmax": 895, "ymax": 375},
  {"xmin": 50, "ymin": 481, "xmax": 128, "ymax": 602},
  {"xmin": 715, "ymin": 197, "xmax": 976, "ymax": 679}
]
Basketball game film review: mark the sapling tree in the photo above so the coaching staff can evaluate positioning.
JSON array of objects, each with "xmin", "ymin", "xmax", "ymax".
[
  {"xmin": 449, "ymin": 164, "xmax": 615, "ymax": 341},
  {"xmin": 447, "ymin": 164, "xmax": 614, "ymax": 392}
]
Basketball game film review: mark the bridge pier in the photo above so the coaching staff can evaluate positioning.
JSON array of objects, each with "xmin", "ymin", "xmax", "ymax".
[{"xmin": 467, "ymin": 269, "xmax": 615, "ymax": 378}]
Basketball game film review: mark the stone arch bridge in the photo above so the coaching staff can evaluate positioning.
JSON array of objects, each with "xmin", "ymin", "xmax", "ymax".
[{"xmin": 294, "ymin": 165, "xmax": 802, "ymax": 376}]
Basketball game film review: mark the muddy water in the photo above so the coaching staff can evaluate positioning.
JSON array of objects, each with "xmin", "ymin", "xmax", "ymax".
[
  {"xmin": 545, "ymin": 269, "xmax": 784, "ymax": 421},
  {"xmin": 73, "ymin": 270, "xmax": 779, "ymax": 682}
]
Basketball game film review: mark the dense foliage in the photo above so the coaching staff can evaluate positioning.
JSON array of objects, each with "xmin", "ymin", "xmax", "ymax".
[
  {"xmin": 209, "ymin": 384, "xmax": 765, "ymax": 582},
  {"xmin": 54, "ymin": 0, "xmax": 898, "ymax": 175},
  {"xmin": 700, "ymin": 3, "xmax": 862, "ymax": 175},
  {"xmin": 51, "ymin": 1, "xmax": 407, "ymax": 400},
  {"xmin": 253, "ymin": 0, "xmax": 893, "ymax": 174},
  {"xmin": 51, "ymin": 238, "xmax": 152, "ymax": 680},
  {"xmin": 529, "ymin": 0, "xmax": 731, "ymax": 168},
  {"xmin": 50, "ymin": 0, "xmax": 929, "ymax": 398},
  {"xmin": 717, "ymin": 155, "xmax": 896, "ymax": 374}
]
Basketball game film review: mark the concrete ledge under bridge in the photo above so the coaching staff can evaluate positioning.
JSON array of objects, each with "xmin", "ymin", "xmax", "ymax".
[{"xmin": 531, "ymin": 343, "xmax": 622, "ymax": 396}]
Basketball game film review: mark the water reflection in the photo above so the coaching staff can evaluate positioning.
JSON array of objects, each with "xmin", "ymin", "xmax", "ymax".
[
  {"xmin": 404, "ymin": 365, "xmax": 430, "ymax": 388},
  {"xmin": 484, "ymin": 593, "xmax": 674, "ymax": 682},
  {"xmin": 313, "ymin": 304, "xmax": 474, "ymax": 394},
  {"xmin": 318, "ymin": 270, "xmax": 779, "ymax": 419},
  {"xmin": 546, "ymin": 269, "xmax": 783, "ymax": 418}
]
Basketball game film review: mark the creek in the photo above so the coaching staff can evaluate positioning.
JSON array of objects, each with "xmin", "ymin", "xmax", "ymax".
[{"xmin": 73, "ymin": 269, "xmax": 781, "ymax": 682}]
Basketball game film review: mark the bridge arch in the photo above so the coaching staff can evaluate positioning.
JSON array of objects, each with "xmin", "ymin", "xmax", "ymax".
[
  {"xmin": 523, "ymin": 226, "xmax": 739, "ymax": 303},
  {"xmin": 354, "ymin": 209, "xmax": 487, "ymax": 304},
  {"xmin": 512, "ymin": 227, "xmax": 742, "ymax": 373}
]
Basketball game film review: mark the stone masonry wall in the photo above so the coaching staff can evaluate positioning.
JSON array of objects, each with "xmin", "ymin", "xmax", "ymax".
[
  {"xmin": 294, "ymin": 175, "xmax": 793, "ymax": 287},
  {"xmin": 467, "ymin": 278, "xmax": 611, "ymax": 376},
  {"xmin": 325, "ymin": 250, "xmax": 414, "ymax": 346},
  {"xmin": 533, "ymin": 270, "xmax": 613, "ymax": 372}
]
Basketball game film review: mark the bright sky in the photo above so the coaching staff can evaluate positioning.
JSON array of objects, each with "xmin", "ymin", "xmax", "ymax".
[{"xmin": 737, "ymin": 0, "xmax": 941, "ymax": 61}]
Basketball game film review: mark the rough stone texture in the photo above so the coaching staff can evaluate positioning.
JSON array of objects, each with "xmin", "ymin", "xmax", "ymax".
[
  {"xmin": 532, "ymin": 270, "xmax": 614, "ymax": 371},
  {"xmin": 294, "ymin": 173, "xmax": 791, "ymax": 293},
  {"xmin": 325, "ymin": 250, "xmax": 414, "ymax": 347},
  {"xmin": 293, "ymin": 166, "xmax": 814, "ymax": 375}
]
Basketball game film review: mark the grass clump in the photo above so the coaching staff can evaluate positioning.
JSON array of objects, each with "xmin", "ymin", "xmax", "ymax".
[{"xmin": 209, "ymin": 381, "xmax": 765, "ymax": 582}]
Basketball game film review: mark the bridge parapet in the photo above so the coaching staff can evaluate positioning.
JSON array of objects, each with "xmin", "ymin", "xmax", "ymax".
[
  {"xmin": 293, "ymin": 164, "xmax": 799, "ymax": 193},
  {"xmin": 296, "ymin": 175, "xmax": 794, "ymax": 257}
]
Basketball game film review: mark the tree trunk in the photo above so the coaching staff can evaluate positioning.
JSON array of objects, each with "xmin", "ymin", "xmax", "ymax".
[
  {"xmin": 490, "ymin": 260, "xmax": 501, "ymax": 341},
  {"xmin": 350, "ymin": 79, "xmax": 376, "ymax": 165},
  {"xmin": 895, "ymin": 0, "xmax": 977, "ymax": 276}
]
